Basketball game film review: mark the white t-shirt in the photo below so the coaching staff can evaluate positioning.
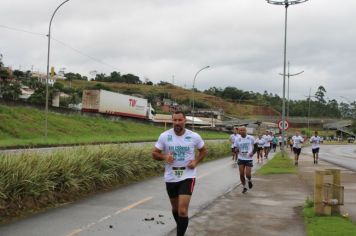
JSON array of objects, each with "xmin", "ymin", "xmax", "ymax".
[
  {"xmin": 292, "ymin": 135, "xmax": 304, "ymax": 149},
  {"xmin": 234, "ymin": 135, "xmax": 255, "ymax": 160},
  {"xmin": 155, "ymin": 128, "xmax": 205, "ymax": 183},
  {"xmin": 278, "ymin": 136, "xmax": 283, "ymax": 143},
  {"xmin": 310, "ymin": 136, "xmax": 321, "ymax": 149},
  {"xmin": 262, "ymin": 134, "xmax": 272, "ymax": 147},
  {"xmin": 230, "ymin": 134, "xmax": 240, "ymax": 148},
  {"xmin": 255, "ymin": 138, "xmax": 265, "ymax": 148}
]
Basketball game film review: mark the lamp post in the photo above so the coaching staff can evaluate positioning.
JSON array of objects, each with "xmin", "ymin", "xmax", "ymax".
[
  {"xmin": 266, "ymin": 0, "xmax": 308, "ymax": 154},
  {"xmin": 45, "ymin": 0, "xmax": 71, "ymax": 139},
  {"xmin": 305, "ymin": 89, "xmax": 318, "ymax": 134},
  {"xmin": 279, "ymin": 61, "xmax": 304, "ymax": 120},
  {"xmin": 192, "ymin": 66, "xmax": 210, "ymax": 130}
]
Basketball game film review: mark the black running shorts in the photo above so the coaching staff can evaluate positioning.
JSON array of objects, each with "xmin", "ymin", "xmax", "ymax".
[
  {"xmin": 293, "ymin": 147, "xmax": 302, "ymax": 155},
  {"xmin": 237, "ymin": 159, "xmax": 253, "ymax": 167},
  {"xmin": 166, "ymin": 178, "xmax": 196, "ymax": 199},
  {"xmin": 312, "ymin": 148, "xmax": 320, "ymax": 154}
]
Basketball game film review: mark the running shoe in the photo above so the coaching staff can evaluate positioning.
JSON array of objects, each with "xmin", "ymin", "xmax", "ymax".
[
  {"xmin": 242, "ymin": 187, "xmax": 248, "ymax": 193},
  {"xmin": 248, "ymin": 181, "xmax": 253, "ymax": 189}
]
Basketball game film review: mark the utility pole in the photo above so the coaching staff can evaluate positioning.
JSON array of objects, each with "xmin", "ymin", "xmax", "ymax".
[{"xmin": 266, "ymin": 0, "xmax": 309, "ymax": 155}]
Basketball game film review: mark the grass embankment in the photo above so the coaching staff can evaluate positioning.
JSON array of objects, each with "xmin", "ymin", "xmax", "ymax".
[
  {"xmin": 0, "ymin": 104, "xmax": 227, "ymax": 148},
  {"xmin": 256, "ymin": 152, "xmax": 297, "ymax": 175},
  {"xmin": 303, "ymin": 200, "xmax": 356, "ymax": 236},
  {"xmin": 0, "ymin": 141, "xmax": 230, "ymax": 222}
]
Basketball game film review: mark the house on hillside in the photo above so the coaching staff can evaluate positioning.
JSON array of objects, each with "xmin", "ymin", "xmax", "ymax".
[
  {"xmin": 31, "ymin": 72, "xmax": 67, "ymax": 86},
  {"xmin": 19, "ymin": 86, "xmax": 35, "ymax": 99}
]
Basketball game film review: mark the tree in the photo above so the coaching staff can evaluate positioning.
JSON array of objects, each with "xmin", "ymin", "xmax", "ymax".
[
  {"xmin": 13, "ymin": 70, "xmax": 25, "ymax": 79},
  {"xmin": 315, "ymin": 86, "xmax": 327, "ymax": 104},
  {"xmin": 28, "ymin": 83, "xmax": 47, "ymax": 104},
  {"xmin": 0, "ymin": 81, "xmax": 21, "ymax": 100},
  {"xmin": 122, "ymin": 73, "xmax": 141, "ymax": 84},
  {"xmin": 339, "ymin": 102, "xmax": 351, "ymax": 118}
]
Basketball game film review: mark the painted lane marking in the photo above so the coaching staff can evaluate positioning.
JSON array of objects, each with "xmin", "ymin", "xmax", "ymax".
[{"xmin": 64, "ymin": 196, "xmax": 153, "ymax": 236}]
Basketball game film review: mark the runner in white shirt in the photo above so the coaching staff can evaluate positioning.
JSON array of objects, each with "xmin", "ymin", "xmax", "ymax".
[
  {"xmin": 255, "ymin": 134, "xmax": 265, "ymax": 164},
  {"xmin": 310, "ymin": 131, "xmax": 321, "ymax": 164},
  {"xmin": 292, "ymin": 130, "xmax": 304, "ymax": 166},
  {"xmin": 262, "ymin": 130, "xmax": 272, "ymax": 159},
  {"xmin": 278, "ymin": 135, "xmax": 283, "ymax": 150},
  {"xmin": 234, "ymin": 126, "xmax": 256, "ymax": 193},
  {"xmin": 229, "ymin": 128, "xmax": 240, "ymax": 162},
  {"xmin": 152, "ymin": 111, "xmax": 208, "ymax": 236}
]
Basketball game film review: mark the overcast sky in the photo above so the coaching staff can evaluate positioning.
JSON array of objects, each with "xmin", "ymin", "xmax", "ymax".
[{"xmin": 1, "ymin": 0, "xmax": 355, "ymax": 102}]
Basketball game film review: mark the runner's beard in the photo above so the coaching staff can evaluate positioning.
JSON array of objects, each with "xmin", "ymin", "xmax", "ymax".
[{"xmin": 174, "ymin": 124, "xmax": 183, "ymax": 134}]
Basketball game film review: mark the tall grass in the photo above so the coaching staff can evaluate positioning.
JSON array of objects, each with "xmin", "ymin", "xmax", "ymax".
[{"xmin": 0, "ymin": 142, "xmax": 230, "ymax": 220}]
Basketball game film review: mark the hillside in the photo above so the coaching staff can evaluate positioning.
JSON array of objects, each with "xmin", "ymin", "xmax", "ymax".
[
  {"xmin": 59, "ymin": 80, "xmax": 279, "ymax": 117},
  {"xmin": 0, "ymin": 104, "xmax": 227, "ymax": 148}
]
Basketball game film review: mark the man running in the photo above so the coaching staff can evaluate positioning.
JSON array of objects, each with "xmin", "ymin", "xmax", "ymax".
[
  {"xmin": 234, "ymin": 126, "xmax": 256, "ymax": 193},
  {"xmin": 272, "ymin": 135, "xmax": 278, "ymax": 152},
  {"xmin": 255, "ymin": 134, "xmax": 265, "ymax": 164},
  {"xmin": 229, "ymin": 127, "xmax": 240, "ymax": 162},
  {"xmin": 278, "ymin": 135, "xmax": 283, "ymax": 150},
  {"xmin": 262, "ymin": 130, "xmax": 271, "ymax": 159},
  {"xmin": 292, "ymin": 130, "xmax": 304, "ymax": 166},
  {"xmin": 152, "ymin": 111, "xmax": 208, "ymax": 236},
  {"xmin": 310, "ymin": 131, "xmax": 321, "ymax": 164}
]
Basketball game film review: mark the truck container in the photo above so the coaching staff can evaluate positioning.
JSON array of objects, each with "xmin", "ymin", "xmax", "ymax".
[{"xmin": 81, "ymin": 89, "xmax": 155, "ymax": 120}]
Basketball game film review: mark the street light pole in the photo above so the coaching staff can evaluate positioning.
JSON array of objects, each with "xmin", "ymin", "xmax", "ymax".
[
  {"xmin": 279, "ymin": 61, "xmax": 304, "ymax": 120},
  {"xmin": 266, "ymin": 0, "xmax": 308, "ymax": 155},
  {"xmin": 308, "ymin": 87, "xmax": 311, "ymax": 132},
  {"xmin": 45, "ymin": 0, "xmax": 71, "ymax": 139},
  {"xmin": 192, "ymin": 66, "xmax": 210, "ymax": 130}
]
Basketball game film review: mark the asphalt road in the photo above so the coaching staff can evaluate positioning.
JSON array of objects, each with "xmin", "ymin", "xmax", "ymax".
[
  {"xmin": 318, "ymin": 144, "xmax": 356, "ymax": 171},
  {"xmin": 0, "ymin": 153, "xmax": 262, "ymax": 236}
]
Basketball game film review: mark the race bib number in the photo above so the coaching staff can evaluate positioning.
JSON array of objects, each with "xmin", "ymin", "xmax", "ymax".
[
  {"xmin": 240, "ymin": 143, "xmax": 249, "ymax": 158},
  {"xmin": 172, "ymin": 167, "xmax": 186, "ymax": 178}
]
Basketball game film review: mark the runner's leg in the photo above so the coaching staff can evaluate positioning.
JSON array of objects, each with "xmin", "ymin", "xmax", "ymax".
[
  {"xmin": 177, "ymin": 195, "xmax": 191, "ymax": 236},
  {"xmin": 246, "ymin": 166, "xmax": 253, "ymax": 189},
  {"xmin": 239, "ymin": 164, "xmax": 247, "ymax": 193},
  {"xmin": 169, "ymin": 198, "xmax": 179, "ymax": 224}
]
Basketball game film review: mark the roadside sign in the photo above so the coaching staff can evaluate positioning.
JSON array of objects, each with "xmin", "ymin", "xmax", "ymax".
[{"xmin": 278, "ymin": 120, "xmax": 289, "ymax": 130}]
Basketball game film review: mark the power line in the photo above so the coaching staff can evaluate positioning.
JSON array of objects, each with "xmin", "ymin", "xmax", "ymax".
[
  {"xmin": 0, "ymin": 24, "xmax": 45, "ymax": 36},
  {"xmin": 0, "ymin": 24, "xmax": 119, "ymax": 71},
  {"xmin": 51, "ymin": 38, "xmax": 119, "ymax": 70}
]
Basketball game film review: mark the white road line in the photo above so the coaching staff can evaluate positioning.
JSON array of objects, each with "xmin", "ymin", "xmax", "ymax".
[{"xmin": 64, "ymin": 196, "xmax": 153, "ymax": 236}]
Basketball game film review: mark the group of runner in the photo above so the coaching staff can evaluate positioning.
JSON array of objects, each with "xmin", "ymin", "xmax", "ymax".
[
  {"xmin": 290, "ymin": 130, "xmax": 322, "ymax": 165},
  {"xmin": 230, "ymin": 128, "xmax": 281, "ymax": 164},
  {"xmin": 151, "ymin": 111, "xmax": 322, "ymax": 236}
]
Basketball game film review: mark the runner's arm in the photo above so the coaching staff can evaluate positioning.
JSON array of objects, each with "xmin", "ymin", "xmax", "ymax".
[
  {"xmin": 152, "ymin": 147, "xmax": 174, "ymax": 164},
  {"xmin": 187, "ymin": 145, "xmax": 208, "ymax": 169}
]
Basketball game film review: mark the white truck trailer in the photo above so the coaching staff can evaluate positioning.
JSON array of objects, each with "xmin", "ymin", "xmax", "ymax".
[{"xmin": 81, "ymin": 89, "xmax": 155, "ymax": 120}]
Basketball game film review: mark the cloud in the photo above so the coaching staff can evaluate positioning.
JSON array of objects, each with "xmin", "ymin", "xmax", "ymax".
[{"xmin": 0, "ymin": 0, "xmax": 355, "ymax": 103}]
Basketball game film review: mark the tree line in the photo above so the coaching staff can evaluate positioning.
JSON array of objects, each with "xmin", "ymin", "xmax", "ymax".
[{"xmin": 203, "ymin": 86, "xmax": 356, "ymax": 119}]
